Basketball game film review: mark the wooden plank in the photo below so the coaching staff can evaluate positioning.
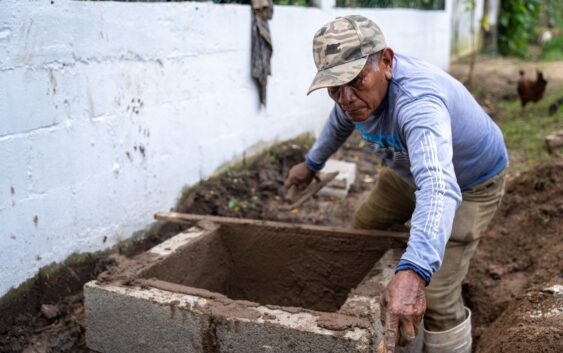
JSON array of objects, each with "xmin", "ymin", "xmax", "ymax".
[{"xmin": 154, "ymin": 212, "xmax": 410, "ymax": 242}]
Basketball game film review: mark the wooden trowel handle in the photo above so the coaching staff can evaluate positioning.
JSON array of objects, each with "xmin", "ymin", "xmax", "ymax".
[
  {"xmin": 285, "ymin": 184, "xmax": 300, "ymax": 203},
  {"xmin": 280, "ymin": 172, "xmax": 339, "ymax": 211}
]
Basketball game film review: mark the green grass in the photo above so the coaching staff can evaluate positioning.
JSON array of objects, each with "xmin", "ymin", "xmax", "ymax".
[
  {"xmin": 494, "ymin": 86, "xmax": 563, "ymax": 172},
  {"xmin": 546, "ymin": 0, "xmax": 563, "ymax": 29},
  {"xmin": 541, "ymin": 35, "xmax": 563, "ymax": 61}
]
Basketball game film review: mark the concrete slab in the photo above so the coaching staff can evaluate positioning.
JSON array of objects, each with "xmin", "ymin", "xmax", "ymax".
[
  {"xmin": 317, "ymin": 159, "xmax": 357, "ymax": 199},
  {"xmin": 84, "ymin": 217, "xmax": 420, "ymax": 353}
]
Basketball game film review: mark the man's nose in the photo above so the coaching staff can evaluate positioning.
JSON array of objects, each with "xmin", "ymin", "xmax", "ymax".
[{"xmin": 338, "ymin": 85, "xmax": 354, "ymax": 107}]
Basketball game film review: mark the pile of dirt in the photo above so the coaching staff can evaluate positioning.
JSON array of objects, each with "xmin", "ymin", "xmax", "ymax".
[
  {"xmin": 175, "ymin": 132, "xmax": 377, "ymax": 227},
  {"xmin": 476, "ymin": 286, "xmax": 563, "ymax": 353},
  {"xmin": 466, "ymin": 161, "xmax": 563, "ymax": 352}
]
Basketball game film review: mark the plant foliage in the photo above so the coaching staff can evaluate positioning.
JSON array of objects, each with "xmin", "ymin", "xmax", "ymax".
[
  {"xmin": 498, "ymin": 0, "xmax": 541, "ymax": 57},
  {"xmin": 335, "ymin": 0, "xmax": 444, "ymax": 9},
  {"xmin": 213, "ymin": 0, "xmax": 311, "ymax": 5},
  {"xmin": 546, "ymin": 0, "xmax": 563, "ymax": 28}
]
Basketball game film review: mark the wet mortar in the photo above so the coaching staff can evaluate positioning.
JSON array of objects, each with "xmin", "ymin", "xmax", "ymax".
[{"xmin": 138, "ymin": 223, "xmax": 388, "ymax": 312}]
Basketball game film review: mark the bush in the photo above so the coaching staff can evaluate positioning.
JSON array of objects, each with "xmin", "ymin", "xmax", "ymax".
[{"xmin": 498, "ymin": 0, "xmax": 541, "ymax": 57}]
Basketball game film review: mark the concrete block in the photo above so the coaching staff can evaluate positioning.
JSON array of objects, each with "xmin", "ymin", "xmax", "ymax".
[
  {"xmin": 0, "ymin": 137, "xmax": 30, "ymax": 209},
  {"xmin": 0, "ymin": 68, "xmax": 65, "ymax": 136},
  {"xmin": 85, "ymin": 218, "xmax": 421, "ymax": 353},
  {"xmin": 318, "ymin": 159, "xmax": 357, "ymax": 199}
]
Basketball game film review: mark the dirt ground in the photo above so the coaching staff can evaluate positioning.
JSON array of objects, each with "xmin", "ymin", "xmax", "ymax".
[
  {"xmin": 467, "ymin": 161, "xmax": 563, "ymax": 352},
  {"xmin": 449, "ymin": 57, "xmax": 563, "ymax": 101},
  {"xmin": 1, "ymin": 58, "xmax": 562, "ymax": 353}
]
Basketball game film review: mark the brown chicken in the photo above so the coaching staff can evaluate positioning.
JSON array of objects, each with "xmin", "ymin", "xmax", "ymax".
[{"xmin": 517, "ymin": 70, "xmax": 548, "ymax": 108}]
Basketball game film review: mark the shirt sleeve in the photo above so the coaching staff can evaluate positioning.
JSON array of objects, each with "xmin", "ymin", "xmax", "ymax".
[
  {"xmin": 396, "ymin": 97, "xmax": 462, "ymax": 283},
  {"xmin": 305, "ymin": 104, "xmax": 355, "ymax": 172}
]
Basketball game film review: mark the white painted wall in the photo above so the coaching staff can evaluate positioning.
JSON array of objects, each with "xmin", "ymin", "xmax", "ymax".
[
  {"xmin": 0, "ymin": 0, "xmax": 452, "ymax": 297},
  {"xmin": 449, "ymin": 0, "xmax": 485, "ymax": 59}
]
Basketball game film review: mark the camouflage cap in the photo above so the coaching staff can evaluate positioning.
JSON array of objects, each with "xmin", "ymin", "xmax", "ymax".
[{"xmin": 307, "ymin": 15, "xmax": 387, "ymax": 95}]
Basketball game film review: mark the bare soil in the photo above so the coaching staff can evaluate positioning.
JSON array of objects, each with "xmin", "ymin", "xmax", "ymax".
[
  {"xmin": 468, "ymin": 161, "xmax": 563, "ymax": 352},
  {"xmin": 449, "ymin": 57, "xmax": 563, "ymax": 103},
  {"xmin": 2, "ymin": 58, "xmax": 563, "ymax": 353}
]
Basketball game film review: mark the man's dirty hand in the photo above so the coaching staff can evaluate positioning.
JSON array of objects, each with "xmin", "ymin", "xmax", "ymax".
[
  {"xmin": 284, "ymin": 162, "xmax": 316, "ymax": 191},
  {"xmin": 380, "ymin": 270, "xmax": 426, "ymax": 353}
]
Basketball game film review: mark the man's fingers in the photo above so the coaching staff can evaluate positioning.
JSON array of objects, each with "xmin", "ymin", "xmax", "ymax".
[
  {"xmin": 379, "ymin": 271, "xmax": 427, "ymax": 352},
  {"xmin": 412, "ymin": 314, "xmax": 422, "ymax": 335},
  {"xmin": 398, "ymin": 318, "xmax": 416, "ymax": 346},
  {"xmin": 283, "ymin": 177, "xmax": 295, "ymax": 190},
  {"xmin": 284, "ymin": 162, "xmax": 315, "ymax": 190},
  {"xmin": 384, "ymin": 310, "xmax": 399, "ymax": 353},
  {"xmin": 379, "ymin": 295, "xmax": 387, "ymax": 326}
]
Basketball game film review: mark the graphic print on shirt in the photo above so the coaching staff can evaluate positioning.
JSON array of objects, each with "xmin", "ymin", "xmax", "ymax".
[
  {"xmin": 355, "ymin": 124, "xmax": 409, "ymax": 162},
  {"xmin": 420, "ymin": 130, "xmax": 446, "ymax": 240}
]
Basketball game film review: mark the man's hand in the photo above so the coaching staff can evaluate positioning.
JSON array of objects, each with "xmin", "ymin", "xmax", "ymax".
[
  {"xmin": 380, "ymin": 270, "xmax": 426, "ymax": 353},
  {"xmin": 284, "ymin": 162, "xmax": 316, "ymax": 192}
]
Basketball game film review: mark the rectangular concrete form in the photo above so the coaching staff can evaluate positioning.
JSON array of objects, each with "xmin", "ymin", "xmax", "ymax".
[{"xmin": 85, "ymin": 216, "xmax": 422, "ymax": 353}]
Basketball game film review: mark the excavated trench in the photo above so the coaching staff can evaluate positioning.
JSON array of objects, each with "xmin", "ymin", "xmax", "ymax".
[{"xmin": 2, "ymin": 135, "xmax": 562, "ymax": 353}]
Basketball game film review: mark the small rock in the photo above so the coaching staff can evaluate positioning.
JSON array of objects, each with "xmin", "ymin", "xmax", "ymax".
[
  {"xmin": 40, "ymin": 304, "xmax": 60, "ymax": 320},
  {"xmin": 490, "ymin": 272, "xmax": 501, "ymax": 280},
  {"xmin": 487, "ymin": 264, "xmax": 506, "ymax": 280},
  {"xmin": 542, "ymin": 284, "xmax": 563, "ymax": 297}
]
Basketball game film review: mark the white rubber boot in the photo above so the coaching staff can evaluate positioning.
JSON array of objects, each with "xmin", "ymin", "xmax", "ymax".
[{"xmin": 423, "ymin": 307, "xmax": 472, "ymax": 353}]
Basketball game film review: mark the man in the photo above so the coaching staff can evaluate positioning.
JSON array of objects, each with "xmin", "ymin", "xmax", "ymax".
[{"xmin": 285, "ymin": 15, "xmax": 507, "ymax": 353}]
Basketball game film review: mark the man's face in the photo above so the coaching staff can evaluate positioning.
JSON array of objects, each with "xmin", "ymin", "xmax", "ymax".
[{"xmin": 327, "ymin": 48, "xmax": 394, "ymax": 122}]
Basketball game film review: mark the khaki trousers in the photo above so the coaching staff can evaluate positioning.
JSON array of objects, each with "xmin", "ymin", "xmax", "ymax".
[{"xmin": 353, "ymin": 167, "xmax": 506, "ymax": 331}]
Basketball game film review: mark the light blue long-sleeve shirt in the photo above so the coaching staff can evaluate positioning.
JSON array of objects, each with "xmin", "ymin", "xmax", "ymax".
[{"xmin": 305, "ymin": 53, "xmax": 508, "ymax": 283}]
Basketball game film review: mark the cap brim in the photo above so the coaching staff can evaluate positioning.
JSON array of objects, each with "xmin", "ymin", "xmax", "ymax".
[{"xmin": 307, "ymin": 56, "xmax": 369, "ymax": 95}]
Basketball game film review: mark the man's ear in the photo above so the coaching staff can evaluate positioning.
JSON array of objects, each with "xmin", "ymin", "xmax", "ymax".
[{"xmin": 381, "ymin": 48, "xmax": 394, "ymax": 80}]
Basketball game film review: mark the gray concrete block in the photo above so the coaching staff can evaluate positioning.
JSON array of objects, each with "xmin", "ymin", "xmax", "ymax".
[
  {"xmin": 85, "ymin": 282, "xmax": 371, "ymax": 353},
  {"xmin": 317, "ymin": 159, "xmax": 357, "ymax": 199},
  {"xmin": 85, "ymin": 284, "xmax": 208, "ymax": 353}
]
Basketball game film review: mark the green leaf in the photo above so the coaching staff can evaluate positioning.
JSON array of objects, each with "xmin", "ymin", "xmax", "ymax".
[
  {"xmin": 228, "ymin": 197, "xmax": 240, "ymax": 210},
  {"xmin": 499, "ymin": 16, "xmax": 509, "ymax": 27}
]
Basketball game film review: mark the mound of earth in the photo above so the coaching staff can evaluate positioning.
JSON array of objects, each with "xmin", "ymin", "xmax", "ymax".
[
  {"xmin": 476, "ymin": 283, "xmax": 563, "ymax": 353},
  {"xmin": 466, "ymin": 161, "xmax": 563, "ymax": 352},
  {"xmin": 176, "ymin": 132, "xmax": 377, "ymax": 227}
]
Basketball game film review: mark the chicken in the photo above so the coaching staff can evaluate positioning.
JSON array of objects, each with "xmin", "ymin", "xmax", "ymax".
[{"xmin": 517, "ymin": 70, "xmax": 548, "ymax": 108}]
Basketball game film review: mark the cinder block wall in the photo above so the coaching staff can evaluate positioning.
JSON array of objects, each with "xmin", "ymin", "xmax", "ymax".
[{"xmin": 0, "ymin": 0, "xmax": 452, "ymax": 297}]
